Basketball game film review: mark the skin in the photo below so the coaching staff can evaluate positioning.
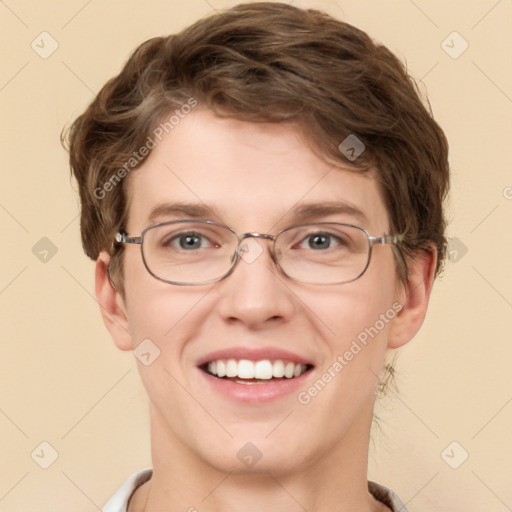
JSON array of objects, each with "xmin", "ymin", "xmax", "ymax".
[{"xmin": 96, "ymin": 109, "xmax": 436, "ymax": 512}]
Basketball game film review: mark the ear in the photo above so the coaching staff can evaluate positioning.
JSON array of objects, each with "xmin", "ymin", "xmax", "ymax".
[
  {"xmin": 387, "ymin": 247, "xmax": 438, "ymax": 349},
  {"xmin": 95, "ymin": 251, "xmax": 133, "ymax": 351}
]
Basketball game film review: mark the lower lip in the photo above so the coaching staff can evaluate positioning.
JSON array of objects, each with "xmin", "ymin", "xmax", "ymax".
[{"xmin": 198, "ymin": 368, "xmax": 313, "ymax": 403}]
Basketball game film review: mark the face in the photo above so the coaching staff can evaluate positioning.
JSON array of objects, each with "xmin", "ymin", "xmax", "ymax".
[{"xmin": 114, "ymin": 109, "xmax": 405, "ymax": 475}]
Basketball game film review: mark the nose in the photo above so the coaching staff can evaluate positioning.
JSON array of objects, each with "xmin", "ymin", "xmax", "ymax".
[{"xmin": 215, "ymin": 236, "xmax": 295, "ymax": 329}]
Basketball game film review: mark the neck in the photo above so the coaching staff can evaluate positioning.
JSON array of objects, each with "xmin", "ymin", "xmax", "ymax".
[{"xmin": 129, "ymin": 399, "xmax": 388, "ymax": 512}]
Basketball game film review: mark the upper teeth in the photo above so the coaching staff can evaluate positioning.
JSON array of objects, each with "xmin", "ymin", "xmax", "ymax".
[{"xmin": 207, "ymin": 359, "xmax": 307, "ymax": 380}]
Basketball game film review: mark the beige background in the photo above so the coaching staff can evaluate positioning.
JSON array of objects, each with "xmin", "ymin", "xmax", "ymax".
[{"xmin": 1, "ymin": 0, "xmax": 511, "ymax": 510}]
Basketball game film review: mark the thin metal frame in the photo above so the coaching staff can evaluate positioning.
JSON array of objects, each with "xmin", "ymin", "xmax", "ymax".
[{"xmin": 115, "ymin": 219, "xmax": 403, "ymax": 286}]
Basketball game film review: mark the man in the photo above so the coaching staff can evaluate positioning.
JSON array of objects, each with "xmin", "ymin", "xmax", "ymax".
[{"xmin": 64, "ymin": 3, "xmax": 449, "ymax": 511}]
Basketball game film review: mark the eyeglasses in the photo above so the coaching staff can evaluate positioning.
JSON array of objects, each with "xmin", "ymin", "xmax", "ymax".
[{"xmin": 115, "ymin": 219, "xmax": 403, "ymax": 286}]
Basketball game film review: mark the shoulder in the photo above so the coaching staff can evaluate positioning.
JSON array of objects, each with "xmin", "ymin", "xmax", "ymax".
[
  {"xmin": 102, "ymin": 471, "xmax": 408, "ymax": 512},
  {"xmin": 368, "ymin": 480, "xmax": 409, "ymax": 512},
  {"xmin": 102, "ymin": 469, "xmax": 153, "ymax": 512}
]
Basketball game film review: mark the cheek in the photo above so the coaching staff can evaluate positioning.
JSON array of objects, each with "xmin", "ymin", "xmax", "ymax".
[
  {"xmin": 290, "ymin": 289, "xmax": 397, "ymax": 455},
  {"xmin": 300, "ymin": 260, "xmax": 399, "ymax": 394},
  {"xmin": 121, "ymin": 251, "xmax": 207, "ymax": 362},
  {"xmin": 309, "ymin": 268, "xmax": 399, "ymax": 350},
  {"xmin": 122, "ymin": 268, "xmax": 208, "ymax": 412}
]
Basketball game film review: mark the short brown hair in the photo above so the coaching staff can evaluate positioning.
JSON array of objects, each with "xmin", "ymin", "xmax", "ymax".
[{"xmin": 63, "ymin": 2, "xmax": 450, "ymax": 394}]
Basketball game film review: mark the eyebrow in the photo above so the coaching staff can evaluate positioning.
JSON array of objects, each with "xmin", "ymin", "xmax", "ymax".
[
  {"xmin": 146, "ymin": 200, "xmax": 368, "ymax": 227},
  {"xmin": 147, "ymin": 202, "xmax": 215, "ymax": 225},
  {"xmin": 289, "ymin": 201, "xmax": 369, "ymax": 225}
]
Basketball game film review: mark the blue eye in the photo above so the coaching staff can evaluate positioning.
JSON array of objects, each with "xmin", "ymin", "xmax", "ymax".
[
  {"xmin": 308, "ymin": 234, "xmax": 331, "ymax": 249},
  {"xmin": 177, "ymin": 234, "xmax": 203, "ymax": 250},
  {"xmin": 163, "ymin": 231, "xmax": 212, "ymax": 250},
  {"xmin": 300, "ymin": 233, "xmax": 341, "ymax": 250}
]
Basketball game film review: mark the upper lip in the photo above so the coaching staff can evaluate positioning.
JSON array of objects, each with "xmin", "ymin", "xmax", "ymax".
[{"xmin": 196, "ymin": 346, "xmax": 314, "ymax": 367}]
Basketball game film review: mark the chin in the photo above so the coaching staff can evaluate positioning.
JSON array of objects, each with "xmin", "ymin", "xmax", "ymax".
[{"xmin": 189, "ymin": 429, "xmax": 314, "ymax": 476}]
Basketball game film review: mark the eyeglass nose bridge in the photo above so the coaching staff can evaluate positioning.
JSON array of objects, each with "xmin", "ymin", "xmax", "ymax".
[
  {"xmin": 239, "ymin": 232, "xmax": 276, "ymax": 242},
  {"xmin": 231, "ymin": 232, "xmax": 277, "ymax": 263}
]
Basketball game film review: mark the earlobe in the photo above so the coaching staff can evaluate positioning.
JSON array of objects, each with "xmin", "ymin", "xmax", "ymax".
[
  {"xmin": 95, "ymin": 252, "xmax": 133, "ymax": 351},
  {"xmin": 387, "ymin": 247, "xmax": 438, "ymax": 349}
]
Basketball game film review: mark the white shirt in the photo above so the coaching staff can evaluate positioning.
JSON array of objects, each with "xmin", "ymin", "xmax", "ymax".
[{"xmin": 102, "ymin": 468, "xmax": 409, "ymax": 512}]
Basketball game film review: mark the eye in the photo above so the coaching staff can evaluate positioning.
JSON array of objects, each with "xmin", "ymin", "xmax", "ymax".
[
  {"xmin": 299, "ymin": 232, "xmax": 342, "ymax": 250},
  {"xmin": 164, "ymin": 231, "xmax": 214, "ymax": 250}
]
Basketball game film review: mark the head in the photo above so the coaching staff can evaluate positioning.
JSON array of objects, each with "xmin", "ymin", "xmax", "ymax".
[{"xmin": 63, "ymin": 2, "xmax": 449, "ymax": 475}]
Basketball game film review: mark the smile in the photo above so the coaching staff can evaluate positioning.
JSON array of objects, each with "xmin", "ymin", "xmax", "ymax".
[
  {"xmin": 196, "ymin": 347, "xmax": 315, "ymax": 402},
  {"xmin": 203, "ymin": 359, "xmax": 312, "ymax": 382}
]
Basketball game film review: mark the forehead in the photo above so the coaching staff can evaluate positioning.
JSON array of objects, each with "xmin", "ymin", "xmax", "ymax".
[{"xmin": 126, "ymin": 109, "xmax": 389, "ymax": 233}]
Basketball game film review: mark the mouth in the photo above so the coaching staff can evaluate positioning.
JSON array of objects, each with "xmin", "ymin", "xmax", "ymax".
[
  {"xmin": 196, "ymin": 347, "xmax": 315, "ymax": 402},
  {"xmin": 200, "ymin": 358, "xmax": 314, "ymax": 384}
]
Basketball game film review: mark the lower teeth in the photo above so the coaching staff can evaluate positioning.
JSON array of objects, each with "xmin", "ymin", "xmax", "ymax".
[
  {"xmin": 225, "ymin": 377, "xmax": 290, "ymax": 384},
  {"xmin": 234, "ymin": 379, "xmax": 275, "ymax": 385}
]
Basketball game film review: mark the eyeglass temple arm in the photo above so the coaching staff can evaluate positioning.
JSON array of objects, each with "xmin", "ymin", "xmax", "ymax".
[
  {"xmin": 369, "ymin": 234, "xmax": 404, "ymax": 245},
  {"xmin": 115, "ymin": 232, "xmax": 142, "ymax": 245}
]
